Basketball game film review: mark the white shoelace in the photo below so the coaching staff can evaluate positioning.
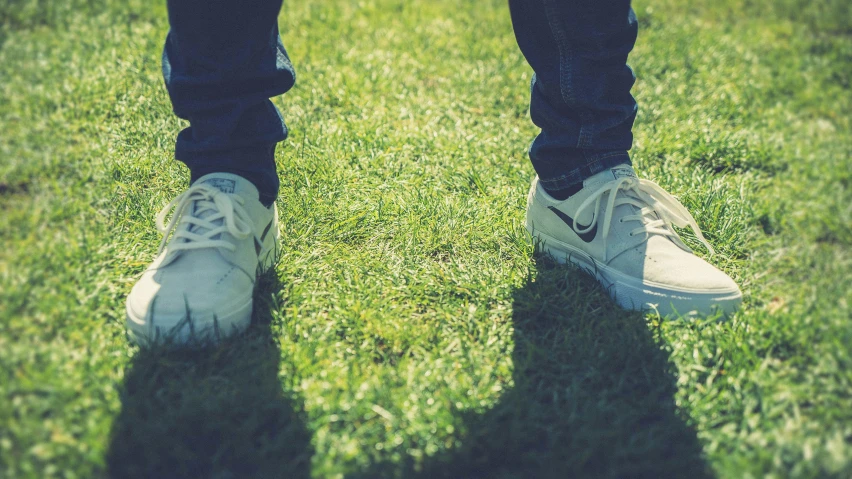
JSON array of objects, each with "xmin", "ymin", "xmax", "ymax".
[
  {"xmin": 572, "ymin": 177, "xmax": 715, "ymax": 261},
  {"xmin": 155, "ymin": 183, "xmax": 253, "ymax": 254}
]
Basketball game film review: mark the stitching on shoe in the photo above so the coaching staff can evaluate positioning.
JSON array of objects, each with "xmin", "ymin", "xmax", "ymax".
[{"xmin": 216, "ymin": 266, "xmax": 236, "ymax": 285}]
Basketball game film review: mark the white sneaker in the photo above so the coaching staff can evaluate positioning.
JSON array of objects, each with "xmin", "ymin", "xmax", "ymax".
[
  {"xmin": 126, "ymin": 173, "xmax": 279, "ymax": 344},
  {"xmin": 526, "ymin": 165, "xmax": 741, "ymax": 317}
]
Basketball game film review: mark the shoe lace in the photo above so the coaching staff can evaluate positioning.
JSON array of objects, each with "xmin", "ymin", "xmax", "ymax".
[
  {"xmin": 572, "ymin": 177, "xmax": 715, "ymax": 261},
  {"xmin": 155, "ymin": 183, "xmax": 253, "ymax": 254}
]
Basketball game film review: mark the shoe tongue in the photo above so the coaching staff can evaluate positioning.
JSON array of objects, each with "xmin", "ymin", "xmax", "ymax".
[
  {"xmin": 575, "ymin": 164, "xmax": 644, "ymax": 224},
  {"xmin": 582, "ymin": 164, "xmax": 638, "ymax": 189},
  {"xmin": 201, "ymin": 177, "xmax": 238, "ymax": 195},
  {"xmin": 188, "ymin": 173, "xmax": 258, "ymax": 237},
  {"xmin": 196, "ymin": 172, "xmax": 260, "ymax": 201}
]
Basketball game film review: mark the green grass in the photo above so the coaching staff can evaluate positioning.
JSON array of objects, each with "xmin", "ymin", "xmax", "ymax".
[{"xmin": 1, "ymin": 0, "xmax": 850, "ymax": 477}]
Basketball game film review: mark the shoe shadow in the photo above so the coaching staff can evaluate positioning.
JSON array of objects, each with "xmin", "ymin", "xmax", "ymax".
[
  {"xmin": 106, "ymin": 269, "xmax": 313, "ymax": 478},
  {"xmin": 408, "ymin": 255, "xmax": 713, "ymax": 478}
]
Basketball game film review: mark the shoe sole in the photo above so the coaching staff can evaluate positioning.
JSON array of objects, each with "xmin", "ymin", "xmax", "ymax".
[
  {"xmin": 529, "ymin": 228, "xmax": 742, "ymax": 318},
  {"xmin": 125, "ymin": 206, "xmax": 281, "ymax": 346},
  {"xmin": 126, "ymin": 296, "xmax": 255, "ymax": 346}
]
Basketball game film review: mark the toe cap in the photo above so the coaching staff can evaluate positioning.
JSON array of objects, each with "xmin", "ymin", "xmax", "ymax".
[{"xmin": 610, "ymin": 236, "xmax": 741, "ymax": 294}]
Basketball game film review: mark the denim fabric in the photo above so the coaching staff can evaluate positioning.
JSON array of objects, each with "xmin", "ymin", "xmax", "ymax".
[
  {"xmin": 163, "ymin": 0, "xmax": 294, "ymax": 206},
  {"xmin": 509, "ymin": 0, "xmax": 638, "ymax": 191},
  {"xmin": 163, "ymin": 0, "xmax": 637, "ymax": 201}
]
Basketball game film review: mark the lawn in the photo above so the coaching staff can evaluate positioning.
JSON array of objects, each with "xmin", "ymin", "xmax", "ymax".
[{"xmin": 1, "ymin": 0, "xmax": 850, "ymax": 477}]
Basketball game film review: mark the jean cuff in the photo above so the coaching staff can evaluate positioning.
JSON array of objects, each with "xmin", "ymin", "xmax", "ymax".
[
  {"xmin": 537, "ymin": 151, "xmax": 631, "ymax": 191},
  {"xmin": 182, "ymin": 143, "xmax": 280, "ymax": 207}
]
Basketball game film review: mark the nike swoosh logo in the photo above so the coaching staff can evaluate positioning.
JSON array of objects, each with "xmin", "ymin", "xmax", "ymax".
[
  {"xmin": 547, "ymin": 206, "xmax": 597, "ymax": 243},
  {"xmin": 260, "ymin": 219, "xmax": 274, "ymax": 242},
  {"xmin": 254, "ymin": 219, "xmax": 275, "ymax": 257}
]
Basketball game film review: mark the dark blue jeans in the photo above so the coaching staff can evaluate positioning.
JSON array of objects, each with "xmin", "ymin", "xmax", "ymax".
[{"xmin": 163, "ymin": 0, "xmax": 637, "ymax": 204}]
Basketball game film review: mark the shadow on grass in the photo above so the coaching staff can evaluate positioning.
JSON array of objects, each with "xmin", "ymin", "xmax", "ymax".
[
  {"xmin": 106, "ymin": 254, "xmax": 711, "ymax": 478},
  {"xmin": 408, "ymin": 255, "xmax": 713, "ymax": 478},
  {"xmin": 106, "ymin": 269, "xmax": 312, "ymax": 478}
]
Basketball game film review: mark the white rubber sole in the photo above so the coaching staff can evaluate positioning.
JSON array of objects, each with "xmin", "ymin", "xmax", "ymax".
[
  {"xmin": 125, "ymin": 208, "xmax": 280, "ymax": 346},
  {"xmin": 126, "ymin": 295, "xmax": 255, "ymax": 345},
  {"xmin": 530, "ymin": 229, "xmax": 742, "ymax": 318}
]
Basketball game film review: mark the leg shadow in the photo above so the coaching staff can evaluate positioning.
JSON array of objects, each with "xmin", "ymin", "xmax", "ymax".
[
  {"xmin": 106, "ymin": 269, "xmax": 313, "ymax": 478},
  {"xmin": 416, "ymin": 255, "xmax": 712, "ymax": 478}
]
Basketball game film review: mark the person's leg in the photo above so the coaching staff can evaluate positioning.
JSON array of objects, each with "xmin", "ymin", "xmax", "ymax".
[
  {"xmin": 126, "ymin": 0, "xmax": 294, "ymax": 344},
  {"xmin": 508, "ymin": 0, "xmax": 637, "ymax": 199},
  {"xmin": 514, "ymin": 0, "xmax": 742, "ymax": 317},
  {"xmin": 163, "ymin": 0, "xmax": 295, "ymax": 206}
]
